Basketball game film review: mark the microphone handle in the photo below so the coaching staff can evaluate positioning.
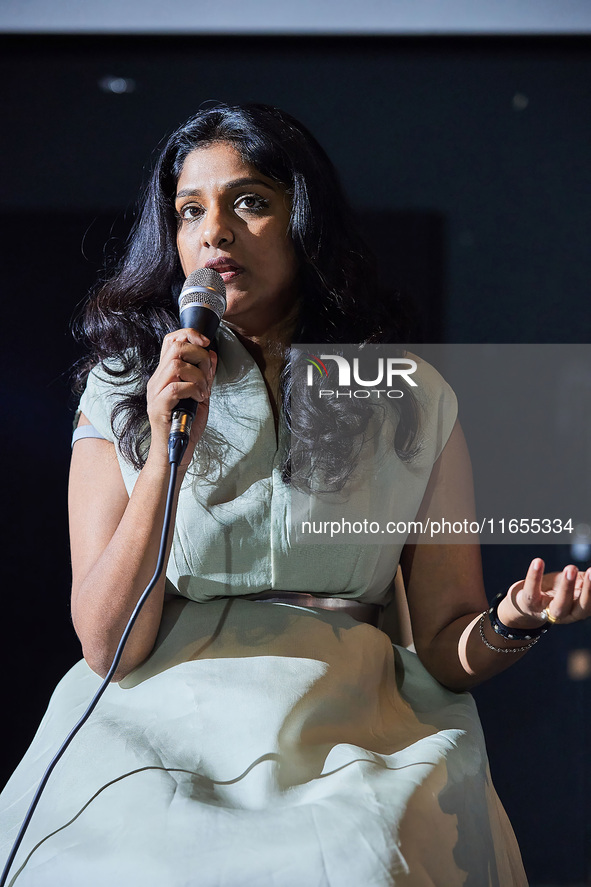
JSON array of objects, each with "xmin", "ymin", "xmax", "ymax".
[{"xmin": 168, "ymin": 304, "xmax": 221, "ymax": 465}]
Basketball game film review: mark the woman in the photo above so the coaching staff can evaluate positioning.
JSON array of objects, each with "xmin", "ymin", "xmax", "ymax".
[{"xmin": 1, "ymin": 103, "xmax": 589, "ymax": 886}]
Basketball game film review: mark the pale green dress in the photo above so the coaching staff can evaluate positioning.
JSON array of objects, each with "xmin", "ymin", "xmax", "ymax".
[{"xmin": 0, "ymin": 325, "xmax": 527, "ymax": 886}]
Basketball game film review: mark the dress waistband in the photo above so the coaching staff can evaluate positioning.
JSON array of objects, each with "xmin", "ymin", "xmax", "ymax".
[{"xmin": 244, "ymin": 591, "xmax": 383, "ymax": 628}]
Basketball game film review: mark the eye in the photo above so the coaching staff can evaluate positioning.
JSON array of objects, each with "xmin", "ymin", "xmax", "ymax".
[
  {"xmin": 177, "ymin": 203, "xmax": 204, "ymax": 221},
  {"xmin": 235, "ymin": 194, "xmax": 269, "ymax": 213}
]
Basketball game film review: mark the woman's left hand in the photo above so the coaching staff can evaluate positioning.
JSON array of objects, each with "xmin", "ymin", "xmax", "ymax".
[{"xmin": 500, "ymin": 558, "xmax": 591, "ymax": 628}]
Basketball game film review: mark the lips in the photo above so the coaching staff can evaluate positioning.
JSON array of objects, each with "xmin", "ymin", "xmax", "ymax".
[{"xmin": 205, "ymin": 257, "xmax": 244, "ymax": 282}]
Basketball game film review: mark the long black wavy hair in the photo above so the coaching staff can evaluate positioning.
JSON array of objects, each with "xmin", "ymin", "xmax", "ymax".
[{"xmin": 74, "ymin": 103, "xmax": 419, "ymax": 488}]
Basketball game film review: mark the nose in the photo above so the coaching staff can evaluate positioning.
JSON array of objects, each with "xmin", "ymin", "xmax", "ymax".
[{"xmin": 201, "ymin": 205, "xmax": 234, "ymax": 249}]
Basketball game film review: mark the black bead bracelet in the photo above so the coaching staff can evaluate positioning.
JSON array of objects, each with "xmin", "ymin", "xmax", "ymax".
[{"xmin": 488, "ymin": 591, "xmax": 550, "ymax": 641}]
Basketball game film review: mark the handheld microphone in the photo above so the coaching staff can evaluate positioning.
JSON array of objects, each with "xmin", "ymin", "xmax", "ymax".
[{"xmin": 167, "ymin": 268, "xmax": 226, "ymax": 465}]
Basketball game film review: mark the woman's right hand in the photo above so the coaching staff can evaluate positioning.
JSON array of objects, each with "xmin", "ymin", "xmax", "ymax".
[{"xmin": 145, "ymin": 328, "xmax": 218, "ymax": 471}]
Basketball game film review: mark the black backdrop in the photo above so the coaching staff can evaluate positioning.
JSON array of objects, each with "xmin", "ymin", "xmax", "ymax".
[{"xmin": 1, "ymin": 34, "xmax": 590, "ymax": 884}]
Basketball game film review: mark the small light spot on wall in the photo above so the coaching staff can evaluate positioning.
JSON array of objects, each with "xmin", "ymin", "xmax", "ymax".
[
  {"xmin": 571, "ymin": 522, "xmax": 591, "ymax": 564},
  {"xmin": 567, "ymin": 649, "xmax": 591, "ymax": 681},
  {"xmin": 98, "ymin": 76, "xmax": 136, "ymax": 95},
  {"xmin": 512, "ymin": 92, "xmax": 529, "ymax": 111}
]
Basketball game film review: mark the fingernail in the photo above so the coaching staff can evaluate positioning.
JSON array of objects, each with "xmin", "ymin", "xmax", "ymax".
[
  {"xmin": 566, "ymin": 565, "xmax": 577, "ymax": 580},
  {"xmin": 586, "ymin": 568, "xmax": 591, "ymax": 581}
]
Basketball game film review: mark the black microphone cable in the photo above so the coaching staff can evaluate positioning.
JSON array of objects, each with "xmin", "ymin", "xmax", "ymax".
[{"xmin": 0, "ymin": 268, "xmax": 226, "ymax": 886}]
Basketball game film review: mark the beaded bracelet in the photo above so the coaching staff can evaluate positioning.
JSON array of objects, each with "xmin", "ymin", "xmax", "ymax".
[
  {"xmin": 488, "ymin": 591, "xmax": 549, "ymax": 641},
  {"xmin": 478, "ymin": 612, "xmax": 540, "ymax": 654}
]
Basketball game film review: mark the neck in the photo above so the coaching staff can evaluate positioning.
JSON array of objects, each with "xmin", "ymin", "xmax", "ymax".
[{"xmin": 225, "ymin": 301, "xmax": 300, "ymax": 371}]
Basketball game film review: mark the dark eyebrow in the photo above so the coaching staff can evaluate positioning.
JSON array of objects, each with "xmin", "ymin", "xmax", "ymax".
[{"xmin": 175, "ymin": 177, "xmax": 277, "ymax": 200}]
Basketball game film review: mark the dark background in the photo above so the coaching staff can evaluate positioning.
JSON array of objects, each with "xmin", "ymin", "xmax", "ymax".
[{"xmin": 1, "ymin": 34, "xmax": 590, "ymax": 884}]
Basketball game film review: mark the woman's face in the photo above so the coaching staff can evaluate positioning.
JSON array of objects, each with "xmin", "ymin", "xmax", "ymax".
[{"xmin": 175, "ymin": 141, "xmax": 300, "ymax": 337}]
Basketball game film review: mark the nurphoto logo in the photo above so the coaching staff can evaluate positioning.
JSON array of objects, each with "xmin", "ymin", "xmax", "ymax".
[{"xmin": 305, "ymin": 353, "xmax": 418, "ymax": 399}]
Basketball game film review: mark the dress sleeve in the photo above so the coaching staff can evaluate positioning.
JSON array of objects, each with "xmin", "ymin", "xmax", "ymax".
[
  {"xmin": 73, "ymin": 361, "xmax": 146, "ymax": 494},
  {"xmin": 411, "ymin": 355, "xmax": 458, "ymax": 465},
  {"xmin": 75, "ymin": 364, "xmax": 121, "ymax": 442},
  {"xmin": 430, "ymin": 370, "xmax": 458, "ymax": 463},
  {"xmin": 74, "ymin": 359, "xmax": 142, "ymax": 444},
  {"xmin": 71, "ymin": 424, "xmax": 107, "ymax": 446}
]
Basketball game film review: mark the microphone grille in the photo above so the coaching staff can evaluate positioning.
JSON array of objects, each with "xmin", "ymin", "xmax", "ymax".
[
  {"xmin": 179, "ymin": 268, "xmax": 227, "ymax": 320},
  {"xmin": 185, "ymin": 267, "xmax": 226, "ymax": 295}
]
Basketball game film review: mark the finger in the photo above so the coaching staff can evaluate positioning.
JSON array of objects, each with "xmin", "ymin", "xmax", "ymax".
[
  {"xmin": 166, "ymin": 339, "xmax": 212, "ymax": 369},
  {"xmin": 169, "ymin": 356, "xmax": 212, "ymax": 387},
  {"xmin": 161, "ymin": 344, "xmax": 214, "ymax": 394},
  {"xmin": 166, "ymin": 379, "xmax": 210, "ymax": 407},
  {"xmin": 209, "ymin": 350, "xmax": 218, "ymax": 382},
  {"xmin": 573, "ymin": 570, "xmax": 586, "ymax": 600},
  {"xmin": 569, "ymin": 567, "xmax": 591, "ymax": 620},
  {"xmin": 171, "ymin": 352, "xmax": 214, "ymax": 399},
  {"xmin": 150, "ymin": 355, "xmax": 212, "ymax": 402},
  {"xmin": 548, "ymin": 565, "xmax": 577, "ymax": 620},
  {"xmin": 164, "ymin": 328, "xmax": 211, "ymax": 346},
  {"xmin": 162, "ymin": 329, "xmax": 211, "ymax": 353},
  {"xmin": 519, "ymin": 558, "xmax": 545, "ymax": 609},
  {"xmin": 512, "ymin": 558, "xmax": 545, "ymax": 616}
]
